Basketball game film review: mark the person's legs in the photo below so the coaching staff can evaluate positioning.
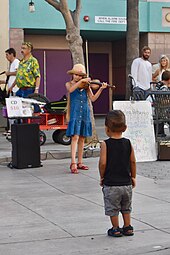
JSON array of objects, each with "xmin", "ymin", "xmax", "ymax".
[
  {"xmin": 107, "ymin": 216, "xmax": 122, "ymax": 237},
  {"xmin": 121, "ymin": 186, "xmax": 134, "ymax": 236},
  {"xmin": 110, "ymin": 216, "xmax": 120, "ymax": 229},
  {"xmin": 16, "ymin": 89, "xmax": 24, "ymax": 97},
  {"xmin": 103, "ymin": 186, "xmax": 122, "ymax": 237},
  {"xmin": 122, "ymin": 213, "xmax": 131, "ymax": 227},
  {"xmin": 23, "ymin": 88, "xmax": 34, "ymax": 97},
  {"xmin": 77, "ymin": 136, "xmax": 84, "ymax": 163},
  {"xmin": 15, "ymin": 88, "xmax": 34, "ymax": 98},
  {"xmin": 77, "ymin": 136, "xmax": 88, "ymax": 170},
  {"xmin": 70, "ymin": 135, "xmax": 79, "ymax": 173},
  {"xmin": 122, "ymin": 213, "xmax": 134, "ymax": 235}
]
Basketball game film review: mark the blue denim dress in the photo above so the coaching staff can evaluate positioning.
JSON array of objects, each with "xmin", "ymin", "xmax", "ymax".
[{"xmin": 66, "ymin": 88, "xmax": 92, "ymax": 137}]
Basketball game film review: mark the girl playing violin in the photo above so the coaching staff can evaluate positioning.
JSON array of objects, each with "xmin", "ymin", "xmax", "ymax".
[{"xmin": 66, "ymin": 63, "xmax": 107, "ymax": 174}]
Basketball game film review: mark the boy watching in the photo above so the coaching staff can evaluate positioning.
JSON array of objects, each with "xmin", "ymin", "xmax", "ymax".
[{"xmin": 99, "ymin": 110, "xmax": 136, "ymax": 237}]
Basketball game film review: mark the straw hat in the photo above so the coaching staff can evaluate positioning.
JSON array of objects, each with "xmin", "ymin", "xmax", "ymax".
[{"xmin": 67, "ymin": 64, "xmax": 87, "ymax": 77}]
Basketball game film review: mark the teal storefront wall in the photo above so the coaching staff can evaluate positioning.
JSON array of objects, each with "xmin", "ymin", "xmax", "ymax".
[
  {"xmin": 9, "ymin": 0, "xmax": 170, "ymax": 33},
  {"xmin": 148, "ymin": 2, "xmax": 170, "ymax": 32}
]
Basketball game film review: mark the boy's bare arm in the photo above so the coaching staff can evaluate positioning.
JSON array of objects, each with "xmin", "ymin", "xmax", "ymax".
[
  {"xmin": 99, "ymin": 141, "xmax": 107, "ymax": 186},
  {"xmin": 130, "ymin": 146, "xmax": 136, "ymax": 188}
]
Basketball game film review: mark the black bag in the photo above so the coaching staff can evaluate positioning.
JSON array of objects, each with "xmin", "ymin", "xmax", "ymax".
[
  {"xmin": 44, "ymin": 95, "xmax": 67, "ymax": 114},
  {"xmin": 0, "ymin": 85, "xmax": 8, "ymax": 105},
  {"xmin": 0, "ymin": 71, "xmax": 9, "ymax": 105}
]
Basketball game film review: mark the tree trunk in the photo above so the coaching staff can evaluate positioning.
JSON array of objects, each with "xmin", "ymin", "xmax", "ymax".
[
  {"xmin": 126, "ymin": 0, "xmax": 139, "ymax": 99},
  {"xmin": 45, "ymin": 0, "xmax": 84, "ymax": 65},
  {"xmin": 66, "ymin": 28, "xmax": 84, "ymax": 65},
  {"xmin": 45, "ymin": 0, "xmax": 98, "ymax": 144}
]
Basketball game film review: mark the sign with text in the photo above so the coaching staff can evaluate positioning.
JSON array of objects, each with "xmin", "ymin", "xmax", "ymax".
[
  {"xmin": 95, "ymin": 16, "xmax": 127, "ymax": 24},
  {"xmin": 6, "ymin": 97, "xmax": 32, "ymax": 117},
  {"xmin": 113, "ymin": 101, "xmax": 157, "ymax": 162}
]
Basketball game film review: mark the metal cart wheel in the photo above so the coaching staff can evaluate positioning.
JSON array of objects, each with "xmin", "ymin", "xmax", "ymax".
[
  {"xmin": 55, "ymin": 130, "xmax": 71, "ymax": 145},
  {"xmin": 39, "ymin": 130, "xmax": 46, "ymax": 145},
  {"xmin": 52, "ymin": 130, "xmax": 60, "ymax": 143}
]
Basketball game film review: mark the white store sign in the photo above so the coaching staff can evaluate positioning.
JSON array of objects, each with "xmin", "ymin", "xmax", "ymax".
[{"xmin": 95, "ymin": 16, "xmax": 127, "ymax": 24}]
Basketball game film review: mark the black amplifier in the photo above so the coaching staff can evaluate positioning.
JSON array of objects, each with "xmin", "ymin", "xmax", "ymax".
[{"xmin": 11, "ymin": 123, "xmax": 41, "ymax": 169}]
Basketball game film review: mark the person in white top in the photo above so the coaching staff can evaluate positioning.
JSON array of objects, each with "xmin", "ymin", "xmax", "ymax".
[
  {"xmin": 131, "ymin": 46, "xmax": 152, "ymax": 96},
  {"xmin": 5, "ymin": 48, "xmax": 20, "ymax": 94},
  {"xmin": 1, "ymin": 48, "xmax": 20, "ymax": 135}
]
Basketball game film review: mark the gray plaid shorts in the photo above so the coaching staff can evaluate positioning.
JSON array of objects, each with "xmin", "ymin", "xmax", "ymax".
[{"xmin": 102, "ymin": 185, "xmax": 132, "ymax": 216}]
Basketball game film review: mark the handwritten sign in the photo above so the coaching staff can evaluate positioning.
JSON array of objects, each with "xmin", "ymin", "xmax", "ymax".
[{"xmin": 113, "ymin": 101, "xmax": 157, "ymax": 162}]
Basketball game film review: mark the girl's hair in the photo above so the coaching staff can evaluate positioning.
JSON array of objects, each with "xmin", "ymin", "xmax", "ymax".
[
  {"xmin": 159, "ymin": 56, "xmax": 170, "ymax": 70},
  {"xmin": 105, "ymin": 110, "xmax": 126, "ymax": 132}
]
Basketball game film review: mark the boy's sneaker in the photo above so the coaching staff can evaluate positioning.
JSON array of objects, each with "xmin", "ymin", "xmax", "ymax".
[{"xmin": 107, "ymin": 227, "xmax": 123, "ymax": 237}]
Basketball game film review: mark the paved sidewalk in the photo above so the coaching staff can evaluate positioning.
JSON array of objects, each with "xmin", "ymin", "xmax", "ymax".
[
  {"xmin": 0, "ymin": 116, "xmax": 170, "ymax": 254},
  {"xmin": 0, "ymin": 158, "xmax": 170, "ymax": 254}
]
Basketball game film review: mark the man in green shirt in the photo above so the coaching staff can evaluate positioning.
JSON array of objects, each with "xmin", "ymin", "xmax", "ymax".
[{"xmin": 9, "ymin": 42, "xmax": 41, "ymax": 98}]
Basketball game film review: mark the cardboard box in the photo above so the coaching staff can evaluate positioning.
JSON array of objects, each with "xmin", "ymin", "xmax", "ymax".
[{"xmin": 158, "ymin": 141, "xmax": 170, "ymax": 160}]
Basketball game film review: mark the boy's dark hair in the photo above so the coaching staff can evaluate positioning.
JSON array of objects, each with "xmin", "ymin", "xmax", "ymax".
[
  {"xmin": 105, "ymin": 110, "xmax": 126, "ymax": 132},
  {"xmin": 162, "ymin": 70, "xmax": 170, "ymax": 81},
  {"xmin": 5, "ymin": 48, "xmax": 16, "ymax": 57}
]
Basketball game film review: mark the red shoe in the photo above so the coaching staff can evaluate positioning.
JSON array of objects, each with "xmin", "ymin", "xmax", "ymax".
[
  {"xmin": 77, "ymin": 163, "xmax": 89, "ymax": 170},
  {"xmin": 70, "ymin": 163, "xmax": 79, "ymax": 174}
]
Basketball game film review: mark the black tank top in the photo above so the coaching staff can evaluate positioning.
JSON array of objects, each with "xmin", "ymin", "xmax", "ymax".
[{"xmin": 103, "ymin": 137, "xmax": 132, "ymax": 186}]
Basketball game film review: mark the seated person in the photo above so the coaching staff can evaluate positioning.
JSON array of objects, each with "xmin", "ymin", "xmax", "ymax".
[
  {"xmin": 155, "ymin": 70, "xmax": 170, "ymax": 137},
  {"xmin": 159, "ymin": 70, "xmax": 170, "ymax": 91}
]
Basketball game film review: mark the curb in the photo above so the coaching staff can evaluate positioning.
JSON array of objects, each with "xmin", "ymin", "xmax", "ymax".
[{"xmin": 0, "ymin": 149, "xmax": 100, "ymax": 164}]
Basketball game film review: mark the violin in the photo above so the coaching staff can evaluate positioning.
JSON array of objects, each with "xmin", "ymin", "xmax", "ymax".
[
  {"xmin": 78, "ymin": 78, "xmax": 116, "ymax": 90},
  {"xmin": 89, "ymin": 81, "xmax": 116, "ymax": 90}
]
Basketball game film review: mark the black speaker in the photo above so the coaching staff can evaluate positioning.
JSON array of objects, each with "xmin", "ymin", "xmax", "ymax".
[{"xmin": 11, "ymin": 123, "xmax": 41, "ymax": 169}]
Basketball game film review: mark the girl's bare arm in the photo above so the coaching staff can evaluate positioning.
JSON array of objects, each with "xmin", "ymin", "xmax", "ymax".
[
  {"xmin": 87, "ymin": 83, "xmax": 107, "ymax": 102},
  {"xmin": 65, "ymin": 78, "xmax": 91, "ymax": 93}
]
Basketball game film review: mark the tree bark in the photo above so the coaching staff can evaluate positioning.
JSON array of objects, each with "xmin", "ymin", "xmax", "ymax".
[
  {"xmin": 45, "ymin": 0, "xmax": 84, "ymax": 65},
  {"xmin": 126, "ymin": 0, "xmax": 139, "ymax": 99},
  {"xmin": 66, "ymin": 27, "xmax": 84, "ymax": 65}
]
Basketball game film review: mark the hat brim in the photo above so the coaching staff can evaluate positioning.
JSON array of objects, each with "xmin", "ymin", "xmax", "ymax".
[{"xmin": 67, "ymin": 70, "xmax": 87, "ymax": 77}]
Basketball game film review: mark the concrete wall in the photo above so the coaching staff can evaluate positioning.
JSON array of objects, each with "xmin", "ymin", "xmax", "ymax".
[
  {"xmin": 148, "ymin": 32, "xmax": 170, "ymax": 64},
  {"xmin": 10, "ymin": 29, "xmax": 24, "ymax": 60},
  {"xmin": 25, "ymin": 35, "xmax": 68, "ymax": 50},
  {"xmin": 0, "ymin": 0, "xmax": 9, "ymax": 75}
]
